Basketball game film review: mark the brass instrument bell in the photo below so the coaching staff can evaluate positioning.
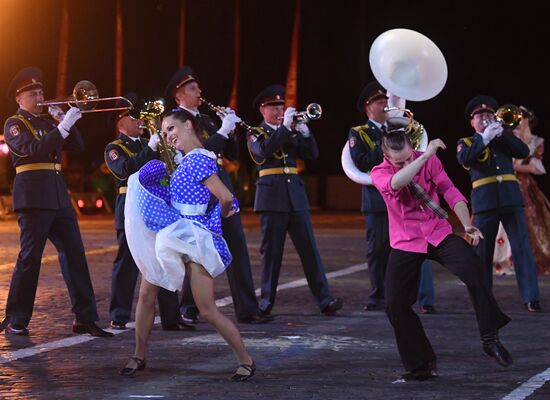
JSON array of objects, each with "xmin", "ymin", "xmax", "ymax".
[{"xmin": 294, "ymin": 103, "xmax": 322, "ymax": 123}]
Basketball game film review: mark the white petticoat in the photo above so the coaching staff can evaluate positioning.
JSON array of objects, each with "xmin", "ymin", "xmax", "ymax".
[{"xmin": 124, "ymin": 173, "xmax": 227, "ymax": 292}]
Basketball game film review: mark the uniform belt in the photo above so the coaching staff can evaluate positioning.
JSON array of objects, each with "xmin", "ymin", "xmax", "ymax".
[
  {"xmin": 118, "ymin": 187, "xmax": 128, "ymax": 194},
  {"xmin": 472, "ymin": 174, "xmax": 517, "ymax": 189},
  {"xmin": 15, "ymin": 163, "xmax": 62, "ymax": 174},
  {"xmin": 259, "ymin": 167, "xmax": 298, "ymax": 177}
]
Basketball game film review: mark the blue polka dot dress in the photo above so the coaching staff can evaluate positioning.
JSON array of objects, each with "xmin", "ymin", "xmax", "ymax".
[{"xmin": 124, "ymin": 148, "xmax": 234, "ymax": 291}]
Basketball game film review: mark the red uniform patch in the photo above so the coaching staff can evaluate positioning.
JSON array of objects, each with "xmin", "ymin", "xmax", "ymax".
[
  {"xmin": 9, "ymin": 125, "xmax": 20, "ymax": 136},
  {"xmin": 249, "ymin": 135, "xmax": 257, "ymax": 143},
  {"xmin": 108, "ymin": 149, "xmax": 119, "ymax": 160},
  {"xmin": 349, "ymin": 137, "xmax": 357, "ymax": 148}
]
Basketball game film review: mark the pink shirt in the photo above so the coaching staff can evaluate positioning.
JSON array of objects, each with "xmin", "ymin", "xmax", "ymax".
[{"xmin": 371, "ymin": 151, "xmax": 467, "ymax": 253}]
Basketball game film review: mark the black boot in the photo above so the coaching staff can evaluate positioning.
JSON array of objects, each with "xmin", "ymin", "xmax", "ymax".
[{"xmin": 481, "ymin": 330, "xmax": 513, "ymax": 367}]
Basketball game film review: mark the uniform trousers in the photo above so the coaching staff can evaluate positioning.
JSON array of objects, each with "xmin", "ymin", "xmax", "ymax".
[
  {"xmin": 259, "ymin": 210, "xmax": 332, "ymax": 313},
  {"xmin": 385, "ymin": 234, "xmax": 510, "ymax": 372},
  {"xmin": 364, "ymin": 212, "xmax": 391, "ymax": 306},
  {"xmin": 418, "ymin": 260, "xmax": 434, "ymax": 307},
  {"xmin": 110, "ymin": 229, "xmax": 183, "ymax": 326},
  {"xmin": 474, "ymin": 207, "xmax": 540, "ymax": 303},
  {"xmin": 6, "ymin": 207, "xmax": 98, "ymax": 326},
  {"xmin": 180, "ymin": 212, "xmax": 260, "ymax": 320}
]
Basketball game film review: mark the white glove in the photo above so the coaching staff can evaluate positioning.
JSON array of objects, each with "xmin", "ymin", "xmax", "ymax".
[
  {"xmin": 218, "ymin": 112, "xmax": 241, "ymax": 138},
  {"xmin": 295, "ymin": 122, "xmax": 310, "ymax": 137},
  {"xmin": 48, "ymin": 105, "xmax": 65, "ymax": 122},
  {"xmin": 57, "ymin": 107, "xmax": 82, "ymax": 138},
  {"xmin": 283, "ymin": 107, "xmax": 296, "ymax": 130},
  {"xmin": 480, "ymin": 122, "xmax": 503, "ymax": 145},
  {"xmin": 148, "ymin": 133, "xmax": 161, "ymax": 151}
]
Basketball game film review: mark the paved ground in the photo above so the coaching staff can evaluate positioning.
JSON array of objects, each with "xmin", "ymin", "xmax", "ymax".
[{"xmin": 0, "ymin": 211, "xmax": 548, "ymax": 400}]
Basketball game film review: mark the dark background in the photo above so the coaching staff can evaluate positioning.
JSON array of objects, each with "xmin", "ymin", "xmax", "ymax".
[{"xmin": 1, "ymin": 0, "xmax": 549, "ymax": 206}]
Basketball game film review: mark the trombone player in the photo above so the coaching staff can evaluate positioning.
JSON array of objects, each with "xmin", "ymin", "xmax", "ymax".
[
  {"xmin": 0, "ymin": 67, "xmax": 112, "ymax": 337},
  {"xmin": 457, "ymin": 95, "xmax": 541, "ymax": 312}
]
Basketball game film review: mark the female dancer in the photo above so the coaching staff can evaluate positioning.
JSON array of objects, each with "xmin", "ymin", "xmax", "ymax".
[
  {"xmin": 494, "ymin": 106, "xmax": 550, "ymax": 277},
  {"xmin": 120, "ymin": 108, "xmax": 255, "ymax": 381}
]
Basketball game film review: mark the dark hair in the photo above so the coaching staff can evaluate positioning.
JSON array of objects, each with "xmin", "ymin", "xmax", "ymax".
[
  {"xmin": 381, "ymin": 129, "xmax": 411, "ymax": 153},
  {"xmin": 519, "ymin": 105, "xmax": 538, "ymax": 131},
  {"xmin": 163, "ymin": 108, "xmax": 201, "ymax": 132}
]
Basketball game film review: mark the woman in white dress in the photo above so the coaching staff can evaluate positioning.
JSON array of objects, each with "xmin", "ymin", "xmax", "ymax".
[{"xmin": 120, "ymin": 109, "xmax": 255, "ymax": 381}]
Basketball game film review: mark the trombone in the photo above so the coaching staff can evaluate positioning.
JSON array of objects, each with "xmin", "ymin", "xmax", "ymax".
[{"xmin": 37, "ymin": 80, "xmax": 133, "ymax": 114}]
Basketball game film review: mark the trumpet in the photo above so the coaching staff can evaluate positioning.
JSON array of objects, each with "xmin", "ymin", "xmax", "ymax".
[
  {"xmin": 38, "ymin": 80, "xmax": 133, "ymax": 114},
  {"xmin": 293, "ymin": 103, "xmax": 322, "ymax": 123},
  {"xmin": 199, "ymin": 97, "xmax": 255, "ymax": 132},
  {"xmin": 482, "ymin": 104, "xmax": 523, "ymax": 129}
]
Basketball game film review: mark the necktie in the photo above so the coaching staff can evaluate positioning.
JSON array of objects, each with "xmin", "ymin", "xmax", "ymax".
[
  {"xmin": 408, "ymin": 181, "xmax": 448, "ymax": 219},
  {"xmin": 380, "ymin": 125, "xmax": 387, "ymax": 134}
]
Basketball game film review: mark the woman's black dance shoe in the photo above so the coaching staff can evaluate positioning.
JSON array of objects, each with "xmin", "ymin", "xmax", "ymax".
[
  {"xmin": 231, "ymin": 361, "xmax": 256, "ymax": 382},
  {"xmin": 119, "ymin": 357, "xmax": 147, "ymax": 377}
]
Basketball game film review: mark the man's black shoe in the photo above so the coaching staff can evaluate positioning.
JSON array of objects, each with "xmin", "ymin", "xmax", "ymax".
[
  {"xmin": 5, "ymin": 324, "xmax": 29, "ymax": 336},
  {"xmin": 72, "ymin": 321, "xmax": 113, "ymax": 337},
  {"xmin": 162, "ymin": 322, "xmax": 196, "ymax": 331},
  {"xmin": 322, "ymin": 298, "xmax": 343, "ymax": 316},
  {"xmin": 481, "ymin": 330, "xmax": 513, "ymax": 367},
  {"xmin": 525, "ymin": 301, "xmax": 541, "ymax": 312},
  {"xmin": 238, "ymin": 314, "xmax": 274, "ymax": 324},
  {"xmin": 110, "ymin": 321, "xmax": 127, "ymax": 330},
  {"xmin": 364, "ymin": 303, "xmax": 385, "ymax": 311},
  {"xmin": 182, "ymin": 312, "xmax": 199, "ymax": 324},
  {"xmin": 401, "ymin": 363, "xmax": 438, "ymax": 381}
]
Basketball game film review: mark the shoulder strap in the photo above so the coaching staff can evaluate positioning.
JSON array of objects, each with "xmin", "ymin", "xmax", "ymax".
[
  {"xmin": 352, "ymin": 125, "xmax": 376, "ymax": 150},
  {"xmin": 110, "ymin": 139, "xmax": 135, "ymax": 157}
]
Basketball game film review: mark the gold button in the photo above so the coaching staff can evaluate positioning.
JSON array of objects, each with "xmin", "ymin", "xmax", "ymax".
[{"xmin": 496, "ymin": 175, "xmax": 503, "ymax": 183}]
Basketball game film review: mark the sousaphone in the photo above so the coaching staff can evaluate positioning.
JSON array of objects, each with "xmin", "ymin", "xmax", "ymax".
[{"xmin": 342, "ymin": 29, "xmax": 447, "ymax": 185}]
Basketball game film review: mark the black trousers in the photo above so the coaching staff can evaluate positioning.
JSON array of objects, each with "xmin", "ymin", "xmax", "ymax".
[
  {"xmin": 6, "ymin": 208, "xmax": 98, "ymax": 326},
  {"xmin": 364, "ymin": 212, "xmax": 390, "ymax": 305},
  {"xmin": 385, "ymin": 234, "xmax": 511, "ymax": 372},
  {"xmin": 258, "ymin": 210, "xmax": 333, "ymax": 313},
  {"xmin": 180, "ymin": 211, "xmax": 260, "ymax": 320},
  {"xmin": 110, "ymin": 229, "xmax": 183, "ymax": 326}
]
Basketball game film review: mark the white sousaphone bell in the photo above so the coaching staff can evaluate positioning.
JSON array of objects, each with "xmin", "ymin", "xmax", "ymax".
[{"xmin": 341, "ymin": 28, "xmax": 448, "ymax": 186}]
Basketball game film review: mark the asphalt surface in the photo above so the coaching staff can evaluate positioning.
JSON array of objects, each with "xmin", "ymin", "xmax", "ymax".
[{"xmin": 0, "ymin": 211, "xmax": 548, "ymax": 400}]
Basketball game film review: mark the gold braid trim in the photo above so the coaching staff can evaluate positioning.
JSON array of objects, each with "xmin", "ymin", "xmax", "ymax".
[{"xmin": 352, "ymin": 125, "xmax": 376, "ymax": 150}]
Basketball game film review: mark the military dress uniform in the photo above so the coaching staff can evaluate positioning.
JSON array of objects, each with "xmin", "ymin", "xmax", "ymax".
[
  {"xmin": 165, "ymin": 66, "xmax": 263, "ymax": 323},
  {"xmin": 247, "ymin": 85, "xmax": 340, "ymax": 315},
  {"xmin": 105, "ymin": 127, "xmax": 186, "ymax": 328},
  {"xmin": 348, "ymin": 120, "xmax": 391, "ymax": 308},
  {"xmin": 457, "ymin": 96, "xmax": 540, "ymax": 305},
  {"xmin": 347, "ymin": 82, "xmax": 391, "ymax": 309},
  {"xmin": 1, "ymin": 68, "xmax": 101, "ymax": 333}
]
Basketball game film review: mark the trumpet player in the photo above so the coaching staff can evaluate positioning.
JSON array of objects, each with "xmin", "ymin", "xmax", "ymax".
[
  {"xmin": 457, "ymin": 95, "xmax": 541, "ymax": 312},
  {"xmin": 247, "ymin": 84, "xmax": 342, "ymax": 316},
  {"xmin": 0, "ymin": 67, "xmax": 112, "ymax": 337},
  {"xmin": 104, "ymin": 93, "xmax": 194, "ymax": 331},
  {"xmin": 164, "ymin": 66, "xmax": 270, "ymax": 324}
]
